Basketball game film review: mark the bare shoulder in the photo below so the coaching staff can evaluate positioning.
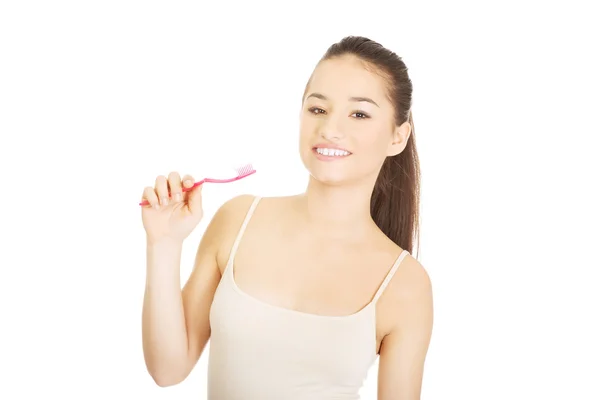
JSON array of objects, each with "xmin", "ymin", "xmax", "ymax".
[
  {"xmin": 210, "ymin": 194, "xmax": 260, "ymax": 269},
  {"xmin": 214, "ymin": 193, "xmax": 257, "ymax": 219},
  {"xmin": 378, "ymin": 250, "xmax": 433, "ymax": 333},
  {"xmin": 211, "ymin": 193, "xmax": 290, "ymax": 240},
  {"xmin": 213, "ymin": 194, "xmax": 289, "ymax": 222},
  {"xmin": 391, "ymin": 253, "xmax": 432, "ymax": 302}
]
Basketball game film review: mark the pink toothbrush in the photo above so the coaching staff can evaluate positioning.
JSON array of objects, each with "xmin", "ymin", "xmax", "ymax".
[{"xmin": 139, "ymin": 163, "xmax": 256, "ymax": 206}]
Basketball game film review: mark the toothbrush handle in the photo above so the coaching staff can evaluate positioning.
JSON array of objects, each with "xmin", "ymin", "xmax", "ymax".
[{"xmin": 138, "ymin": 170, "xmax": 255, "ymax": 206}]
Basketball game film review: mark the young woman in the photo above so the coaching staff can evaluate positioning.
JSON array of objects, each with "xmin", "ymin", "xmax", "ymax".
[{"xmin": 141, "ymin": 36, "xmax": 433, "ymax": 400}]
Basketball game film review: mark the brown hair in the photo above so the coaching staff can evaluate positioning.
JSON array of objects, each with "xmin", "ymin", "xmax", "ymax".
[{"xmin": 319, "ymin": 36, "xmax": 421, "ymax": 257}]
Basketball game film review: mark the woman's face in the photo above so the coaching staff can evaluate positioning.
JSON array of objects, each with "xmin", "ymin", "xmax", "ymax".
[{"xmin": 299, "ymin": 54, "xmax": 408, "ymax": 186}]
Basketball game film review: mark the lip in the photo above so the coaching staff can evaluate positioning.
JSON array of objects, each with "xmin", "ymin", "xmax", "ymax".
[
  {"xmin": 312, "ymin": 143, "xmax": 353, "ymax": 154},
  {"xmin": 311, "ymin": 143, "xmax": 353, "ymax": 162}
]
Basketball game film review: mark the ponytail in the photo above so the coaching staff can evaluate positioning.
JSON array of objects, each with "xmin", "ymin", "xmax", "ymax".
[{"xmin": 370, "ymin": 111, "xmax": 420, "ymax": 257}]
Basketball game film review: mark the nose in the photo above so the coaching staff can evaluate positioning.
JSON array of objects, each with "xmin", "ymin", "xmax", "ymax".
[{"xmin": 319, "ymin": 114, "xmax": 345, "ymax": 141}]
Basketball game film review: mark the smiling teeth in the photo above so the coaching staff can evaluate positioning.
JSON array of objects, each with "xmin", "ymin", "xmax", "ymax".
[{"xmin": 316, "ymin": 148, "xmax": 350, "ymax": 156}]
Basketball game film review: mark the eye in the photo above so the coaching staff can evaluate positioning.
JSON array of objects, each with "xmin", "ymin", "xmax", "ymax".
[
  {"xmin": 351, "ymin": 111, "xmax": 370, "ymax": 119},
  {"xmin": 308, "ymin": 107, "xmax": 326, "ymax": 115}
]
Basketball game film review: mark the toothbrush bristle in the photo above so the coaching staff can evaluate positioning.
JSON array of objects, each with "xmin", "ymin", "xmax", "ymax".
[{"xmin": 236, "ymin": 163, "xmax": 254, "ymax": 176}]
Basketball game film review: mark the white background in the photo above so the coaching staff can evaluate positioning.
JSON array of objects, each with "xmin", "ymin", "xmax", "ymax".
[{"xmin": 1, "ymin": 1, "xmax": 599, "ymax": 399}]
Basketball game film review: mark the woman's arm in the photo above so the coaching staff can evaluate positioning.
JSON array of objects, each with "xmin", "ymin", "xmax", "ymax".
[
  {"xmin": 142, "ymin": 194, "xmax": 254, "ymax": 386},
  {"xmin": 377, "ymin": 259, "xmax": 434, "ymax": 400}
]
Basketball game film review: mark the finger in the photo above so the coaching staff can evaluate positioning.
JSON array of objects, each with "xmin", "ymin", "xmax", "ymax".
[
  {"xmin": 181, "ymin": 174, "xmax": 195, "ymax": 191},
  {"xmin": 142, "ymin": 186, "xmax": 160, "ymax": 209},
  {"xmin": 186, "ymin": 179, "xmax": 203, "ymax": 215},
  {"xmin": 154, "ymin": 175, "xmax": 169, "ymax": 206},
  {"xmin": 167, "ymin": 171, "xmax": 183, "ymax": 202}
]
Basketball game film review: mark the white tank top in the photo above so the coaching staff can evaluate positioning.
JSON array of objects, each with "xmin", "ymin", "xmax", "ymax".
[{"xmin": 207, "ymin": 196, "xmax": 409, "ymax": 399}]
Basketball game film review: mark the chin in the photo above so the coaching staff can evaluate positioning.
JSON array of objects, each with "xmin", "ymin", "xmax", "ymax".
[
  {"xmin": 308, "ymin": 171, "xmax": 350, "ymax": 186},
  {"xmin": 301, "ymin": 153, "xmax": 355, "ymax": 186}
]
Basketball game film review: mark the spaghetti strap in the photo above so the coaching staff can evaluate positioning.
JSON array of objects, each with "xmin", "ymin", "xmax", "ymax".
[
  {"xmin": 227, "ymin": 196, "xmax": 261, "ymax": 266},
  {"xmin": 371, "ymin": 249, "xmax": 409, "ymax": 304}
]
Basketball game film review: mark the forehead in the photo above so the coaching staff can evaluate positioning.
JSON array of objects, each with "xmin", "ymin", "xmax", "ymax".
[{"xmin": 307, "ymin": 55, "xmax": 389, "ymax": 102}]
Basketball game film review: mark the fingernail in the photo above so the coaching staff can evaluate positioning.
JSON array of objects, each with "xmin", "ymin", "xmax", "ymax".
[
  {"xmin": 161, "ymin": 197, "xmax": 168, "ymax": 205},
  {"xmin": 175, "ymin": 193, "xmax": 182, "ymax": 202},
  {"xmin": 154, "ymin": 204, "xmax": 160, "ymax": 210},
  {"xmin": 184, "ymin": 180, "xmax": 192, "ymax": 187}
]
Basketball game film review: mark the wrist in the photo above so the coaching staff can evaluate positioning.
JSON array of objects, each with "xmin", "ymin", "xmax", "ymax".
[
  {"xmin": 146, "ymin": 237, "xmax": 183, "ymax": 279},
  {"xmin": 146, "ymin": 236, "xmax": 184, "ymax": 250}
]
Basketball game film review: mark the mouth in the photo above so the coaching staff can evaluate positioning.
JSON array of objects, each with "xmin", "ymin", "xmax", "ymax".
[{"xmin": 312, "ymin": 146, "xmax": 352, "ymax": 160}]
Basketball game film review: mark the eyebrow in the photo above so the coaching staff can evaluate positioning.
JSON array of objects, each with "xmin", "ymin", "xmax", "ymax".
[{"xmin": 305, "ymin": 92, "xmax": 380, "ymax": 108}]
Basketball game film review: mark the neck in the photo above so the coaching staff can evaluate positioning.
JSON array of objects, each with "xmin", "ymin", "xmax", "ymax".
[{"xmin": 299, "ymin": 176, "xmax": 377, "ymax": 240}]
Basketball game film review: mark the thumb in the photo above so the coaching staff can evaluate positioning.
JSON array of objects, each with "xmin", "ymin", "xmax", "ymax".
[{"xmin": 186, "ymin": 182, "xmax": 203, "ymax": 215}]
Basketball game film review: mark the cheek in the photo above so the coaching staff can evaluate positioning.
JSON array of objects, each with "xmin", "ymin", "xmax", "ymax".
[
  {"xmin": 353, "ymin": 124, "xmax": 391, "ymax": 155},
  {"xmin": 298, "ymin": 118, "xmax": 315, "ymax": 156},
  {"xmin": 299, "ymin": 115, "xmax": 318, "ymax": 141}
]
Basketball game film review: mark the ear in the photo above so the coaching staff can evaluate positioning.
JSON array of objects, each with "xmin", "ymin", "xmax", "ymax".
[{"xmin": 387, "ymin": 120, "xmax": 412, "ymax": 156}]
